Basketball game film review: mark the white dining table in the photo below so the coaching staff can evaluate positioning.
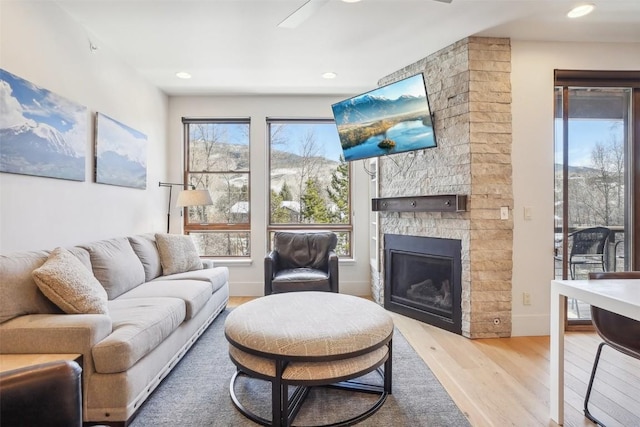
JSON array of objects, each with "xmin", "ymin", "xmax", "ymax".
[{"xmin": 550, "ymin": 278, "xmax": 640, "ymax": 424}]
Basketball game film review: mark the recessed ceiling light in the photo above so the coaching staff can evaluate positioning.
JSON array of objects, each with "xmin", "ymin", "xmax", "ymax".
[
  {"xmin": 175, "ymin": 71, "xmax": 192, "ymax": 79},
  {"xmin": 322, "ymin": 72, "xmax": 337, "ymax": 79},
  {"xmin": 567, "ymin": 3, "xmax": 595, "ymax": 18},
  {"xmin": 342, "ymin": 0, "xmax": 362, "ymax": 3}
]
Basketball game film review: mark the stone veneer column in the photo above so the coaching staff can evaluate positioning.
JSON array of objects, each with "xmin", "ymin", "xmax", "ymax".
[{"xmin": 375, "ymin": 37, "xmax": 512, "ymax": 338}]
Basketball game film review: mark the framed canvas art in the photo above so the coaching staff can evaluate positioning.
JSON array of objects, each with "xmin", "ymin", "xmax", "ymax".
[
  {"xmin": 0, "ymin": 68, "xmax": 87, "ymax": 181},
  {"xmin": 94, "ymin": 113, "xmax": 147, "ymax": 189}
]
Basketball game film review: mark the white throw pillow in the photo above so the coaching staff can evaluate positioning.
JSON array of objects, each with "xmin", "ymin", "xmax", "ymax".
[
  {"xmin": 155, "ymin": 234, "xmax": 203, "ymax": 276},
  {"xmin": 32, "ymin": 247, "xmax": 109, "ymax": 315}
]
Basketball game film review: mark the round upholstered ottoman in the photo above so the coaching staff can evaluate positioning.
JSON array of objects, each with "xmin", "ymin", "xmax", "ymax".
[{"xmin": 224, "ymin": 291, "xmax": 394, "ymax": 427}]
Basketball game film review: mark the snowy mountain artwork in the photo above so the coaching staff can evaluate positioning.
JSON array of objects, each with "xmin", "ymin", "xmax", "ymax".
[
  {"xmin": 95, "ymin": 113, "xmax": 147, "ymax": 189},
  {"xmin": 0, "ymin": 69, "xmax": 87, "ymax": 181}
]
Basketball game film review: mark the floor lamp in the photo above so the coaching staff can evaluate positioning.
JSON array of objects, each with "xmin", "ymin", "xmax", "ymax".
[{"xmin": 159, "ymin": 182, "xmax": 213, "ymax": 233}]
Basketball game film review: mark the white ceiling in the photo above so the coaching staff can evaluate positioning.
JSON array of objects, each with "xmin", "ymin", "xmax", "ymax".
[{"xmin": 54, "ymin": 0, "xmax": 640, "ymax": 97}]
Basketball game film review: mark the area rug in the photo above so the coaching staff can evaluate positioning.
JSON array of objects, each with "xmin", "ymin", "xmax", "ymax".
[{"xmin": 130, "ymin": 309, "xmax": 471, "ymax": 427}]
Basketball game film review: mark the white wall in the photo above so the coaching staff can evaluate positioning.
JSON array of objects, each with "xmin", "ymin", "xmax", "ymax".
[
  {"xmin": 168, "ymin": 96, "xmax": 372, "ymax": 297},
  {"xmin": 0, "ymin": 2, "xmax": 169, "ymax": 252},
  {"xmin": 510, "ymin": 41, "xmax": 640, "ymax": 336}
]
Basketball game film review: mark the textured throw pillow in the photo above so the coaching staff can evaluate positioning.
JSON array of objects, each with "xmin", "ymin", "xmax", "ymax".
[
  {"xmin": 32, "ymin": 247, "xmax": 109, "ymax": 315},
  {"xmin": 155, "ymin": 234, "xmax": 203, "ymax": 276}
]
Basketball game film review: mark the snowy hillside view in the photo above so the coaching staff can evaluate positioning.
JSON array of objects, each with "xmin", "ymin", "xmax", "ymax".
[
  {"xmin": 0, "ymin": 69, "xmax": 87, "ymax": 181},
  {"xmin": 188, "ymin": 140, "xmax": 346, "ymax": 222}
]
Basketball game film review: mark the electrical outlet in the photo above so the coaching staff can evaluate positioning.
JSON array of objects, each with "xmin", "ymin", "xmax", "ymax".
[
  {"xmin": 500, "ymin": 206, "xmax": 509, "ymax": 220},
  {"xmin": 523, "ymin": 292, "xmax": 531, "ymax": 306}
]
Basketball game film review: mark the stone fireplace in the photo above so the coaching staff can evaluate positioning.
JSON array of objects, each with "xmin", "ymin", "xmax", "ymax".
[{"xmin": 371, "ymin": 37, "xmax": 513, "ymax": 339}]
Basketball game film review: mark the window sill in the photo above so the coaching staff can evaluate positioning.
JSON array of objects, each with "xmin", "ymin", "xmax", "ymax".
[{"xmin": 204, "ymin": 258, "xmax": 253, "ymax": 267}]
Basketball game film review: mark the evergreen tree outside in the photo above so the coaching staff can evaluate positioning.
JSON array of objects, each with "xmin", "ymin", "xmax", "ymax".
[
  {"xmin": 270, "ymin": 189, "xmax": 290, "ymax": 223},
  {"xmin": 301, "ymin": 178, "xmax": 331, "ymax": 223},
  {"xmin": 280, "ymin": 182, "xmax": 293, "ymax": 201}
]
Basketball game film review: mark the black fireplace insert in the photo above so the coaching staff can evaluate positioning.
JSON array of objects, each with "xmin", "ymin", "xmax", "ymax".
[{"xmin": 384, "ymin": 234, "xmax": 462, "ymax": 334}]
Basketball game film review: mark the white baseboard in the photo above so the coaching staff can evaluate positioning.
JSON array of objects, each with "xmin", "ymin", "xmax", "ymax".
[{"xmin": 511, "ymin": 313, "xmax": 550, "ymax": 336}]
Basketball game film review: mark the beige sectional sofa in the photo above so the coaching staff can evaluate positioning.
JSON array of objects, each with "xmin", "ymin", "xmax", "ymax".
[{"xmin": 0, "ymin": 233, "xmax": 229, "ymax": 426}]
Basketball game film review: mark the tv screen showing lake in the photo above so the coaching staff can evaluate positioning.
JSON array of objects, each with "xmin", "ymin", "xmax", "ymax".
[
  {"xmin": 342, "ymin": 119, "xmax": 436, "ymax": 161},
  {"xmin": 331, "ymin": 73, "xmax": 438, "ymax": 162}
]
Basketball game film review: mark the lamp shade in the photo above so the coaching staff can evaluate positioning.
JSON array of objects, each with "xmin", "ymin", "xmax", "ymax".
[{"xmin": 176, "ymin": 189, "xmax": 213, "ymax": 207}]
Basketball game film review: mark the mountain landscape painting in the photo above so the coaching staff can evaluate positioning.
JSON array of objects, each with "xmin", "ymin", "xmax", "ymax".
[
  {"xmin": 331, "ymin": 73, "xmax": 437, "ymax": 162},
  {"xmin": 0, "ymin": 68, "xmax": 87, "ymax": 181},
  {"xmin": 95, "ymin": 113, "xmax": 147, "ymax": 189}
]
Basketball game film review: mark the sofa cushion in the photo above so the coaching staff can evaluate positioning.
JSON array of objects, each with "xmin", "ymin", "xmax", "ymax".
[
  {"xmin": 92, "ymin": 297, "xmax": 186, "ymax": 374},
  {"xmin": 153, "ymin": 267, "xmax": 229, "ymax": 294},
  {"xmin": 118, "ymin": 280, "xmax": 212, "ymax": 320},
  {"xmin": 128, "ymin": 234, "xmax": 163, "ymax": 282},
  {"xmin": 79, "ymin": 238, "xmax": 145, "ymax": 300},
  {"xmin": 0, "ymin": 250, "xmax": 62, "ymax": 323},
  {"xmin": 155, "ymin": 234, "xmax": 203, "ymax": 276},
  {"xmin": 32, "ymin": 248, "xmax": 109, "ymax": 315},
  {"xmin": 66, "ymin": 247, "xmax": 92, "ymax": 271}
]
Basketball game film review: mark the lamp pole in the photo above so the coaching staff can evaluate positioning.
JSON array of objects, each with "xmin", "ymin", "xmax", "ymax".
[{"xmin": 158, "ymin": 182, "xmax": 189, "ymax": 233}]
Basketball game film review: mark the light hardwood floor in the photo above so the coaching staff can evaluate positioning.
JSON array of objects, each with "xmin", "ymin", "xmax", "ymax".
[{"xmin": 228, "ymin": 297, "xmax": 640, "ymax": 427}]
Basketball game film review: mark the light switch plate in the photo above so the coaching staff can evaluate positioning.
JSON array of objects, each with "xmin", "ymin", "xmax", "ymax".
[{"xmin": 500, "ymin": 206, "xmax": 509, "ymax": 220}]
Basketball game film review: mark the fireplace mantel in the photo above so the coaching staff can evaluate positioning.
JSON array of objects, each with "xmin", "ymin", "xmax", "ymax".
[{"xmin": 371, "ymin": 195, "xmax": 467, "ymax": 213}]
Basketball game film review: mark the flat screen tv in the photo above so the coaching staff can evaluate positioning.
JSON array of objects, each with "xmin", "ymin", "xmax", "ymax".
[{"xmin": 331, "ymin": 73, "xmax": 437, "ymax": 162}]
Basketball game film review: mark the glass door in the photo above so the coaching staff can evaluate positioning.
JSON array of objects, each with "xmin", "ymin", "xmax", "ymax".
[{"xmin": 554, "ymin": 85, "xmax": 632, "ymax": 324}]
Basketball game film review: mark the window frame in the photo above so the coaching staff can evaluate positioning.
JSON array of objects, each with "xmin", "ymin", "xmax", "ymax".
[
  {"xmin": 266, "ymin": 117, "xmax": 353, "ymax": 257},
  {"xmin": 182, "ymin": 117, "xmax": 251, "ymax": 257}
]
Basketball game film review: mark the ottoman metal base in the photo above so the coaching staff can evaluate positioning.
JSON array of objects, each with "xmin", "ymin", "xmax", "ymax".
[{"xmin": 229, "ymin": 364, "xmax": 391, "ymax": 427}]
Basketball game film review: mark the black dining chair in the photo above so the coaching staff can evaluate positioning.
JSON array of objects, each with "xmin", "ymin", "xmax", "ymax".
[
  {"xmin": 565, "ymin": 227, "xmax": 611, "ymax": 279},
  {"xmin": 555, "ymin": 227, "xmax": 611, "ymax": 317},
  {"xmin": 584, "ymin": 271, "xmax": 640, "ymax": 426}
]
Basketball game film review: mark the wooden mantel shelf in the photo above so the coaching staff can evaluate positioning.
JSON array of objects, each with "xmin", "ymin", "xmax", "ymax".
[{"xmin": 371, "ymin": 194, "xmax": 467, "ymax": 213}]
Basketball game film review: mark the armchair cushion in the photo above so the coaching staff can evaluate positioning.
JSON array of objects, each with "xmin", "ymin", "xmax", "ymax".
[
  {"xmin": 271, "ymin": 268, "xmax": 331, "ymax": 293},
  {"xmin": 274, "ymin": 231, "xmax": 337, "ymax": 271}
]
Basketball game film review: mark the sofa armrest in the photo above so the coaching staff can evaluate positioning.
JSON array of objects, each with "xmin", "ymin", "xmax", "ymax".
[{"xmin": 0, "ymin": 313, "xmax": 112, "ymax": 356}]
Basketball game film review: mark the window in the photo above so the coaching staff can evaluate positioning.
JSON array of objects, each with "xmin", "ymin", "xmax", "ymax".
[
  {"xmin": 183, "ymin": 118, "xmax": 250, "ymax": 257},
  {"xmin": 553, "ymin": 70, "xmax": 640, "ymax": 326},
  {"xmin": 267, "ymin": 118, "xmax": 352, "ymax": 257}
]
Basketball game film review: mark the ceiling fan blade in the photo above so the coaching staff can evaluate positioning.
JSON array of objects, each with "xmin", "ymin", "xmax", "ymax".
[
  {"xmin": 277, "ymin": 0, "xmax": 329, "ymax": 29},
  {"xmin": 432, "ymin": 0, "xmax": 453, "ymax": 3}
]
